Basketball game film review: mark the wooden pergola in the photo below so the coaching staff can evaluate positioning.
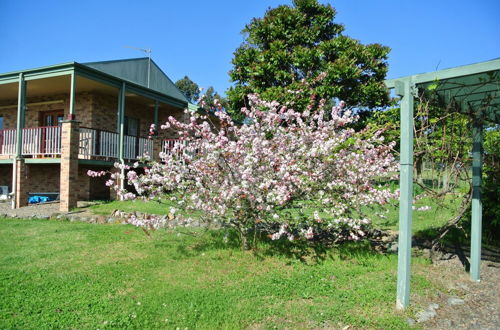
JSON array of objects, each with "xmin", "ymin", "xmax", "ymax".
[{"xmin": 385, "ymin": 58, "xmax": 500, "ymax": 309}]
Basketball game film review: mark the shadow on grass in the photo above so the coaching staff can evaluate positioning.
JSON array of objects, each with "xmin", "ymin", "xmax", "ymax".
[{"xmin": 169, "ymin": 227, "xmax": 385, "ymax": 265}]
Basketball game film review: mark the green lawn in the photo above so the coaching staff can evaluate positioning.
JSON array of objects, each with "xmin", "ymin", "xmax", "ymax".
[
  {"xmin": 0, "ymin": 218, "xmax": 440, "ymax": 329},
  {"xmin": 87, "ymin": 198, "xmax": 177, "ymax": 216},
  {"xmin": 88, "ymin": 192, "xmax": 461, "ymax": 236}
]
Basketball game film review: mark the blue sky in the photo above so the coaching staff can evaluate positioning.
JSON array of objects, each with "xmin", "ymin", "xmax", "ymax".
[{"xmin": 1, "ymin": 0, "xmax": 499, "ymax": 97}]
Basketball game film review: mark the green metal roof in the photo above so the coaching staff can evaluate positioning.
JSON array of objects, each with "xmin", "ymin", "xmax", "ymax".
[
  {"xmin": 386, "ymin": 58, "xmax": 500, "ymax": 124},
  {"xmin": 83, "ymin": 58, "xmax": 188, "ymax": 103},
  {"xmin": 0, "ymin": 58, "xmax": 189, "ymax": 108}
]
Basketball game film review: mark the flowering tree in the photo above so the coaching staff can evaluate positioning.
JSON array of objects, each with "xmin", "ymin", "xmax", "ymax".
[{"xmin": 95, "ymin": 95, "xmax": 398, "ymax": 249}]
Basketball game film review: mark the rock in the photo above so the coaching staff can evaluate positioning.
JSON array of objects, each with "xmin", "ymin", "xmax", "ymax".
[
  {"xmin": 447, "ymin": 297, "xmax": 465, "ymax": 306},
  {"xmin": 39, "ymin": 215, "xmax": 50, "ymax": 220},
  {"xmin": 444, "ymin": 319, "xmax": 455, "ymax": 327},
  {"xmin": 56, "ymin": 214, "xmax": 65, "ymax": 220},
  {"xmin": 96, "ymin": 216, "xmax": 106, "ymax": 224},
  {"xmin": 428, "ymin": 303, "xmax": 439, "ymax": 310},
  {"xmin": 420, "ymin": 248, "xmax": 432, "ymax": 259},
  {"xmin": 416, "ymin": 309, "xmax": 437, "ymax": 323},
  {"xmin": 388, "ymin": 242, "xmax": 398, "ymax": 253},
  {"xmin": 406, "ymin": 318, "xmax": 416, "ymax": 326}
]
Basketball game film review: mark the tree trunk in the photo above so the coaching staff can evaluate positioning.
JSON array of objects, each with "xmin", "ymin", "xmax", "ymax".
[
  {"xmin": 415, "ymin": 156, "xmax": 424, "ymax": 186},
  {"xmin": 441, "ymin": 166, "xmax": 450, "ymax": 193},
  {"xmin": 237, "ymin": 225, "xmax": 251, "ymax": 250}
]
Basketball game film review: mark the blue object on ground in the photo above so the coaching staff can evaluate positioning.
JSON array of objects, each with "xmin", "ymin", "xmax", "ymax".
[{"xmin": 28, "ymin": 195, "xmax": 50, "ymax": 204}]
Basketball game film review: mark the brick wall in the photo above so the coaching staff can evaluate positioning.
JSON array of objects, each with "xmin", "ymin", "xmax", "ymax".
[
  {"xmin": 25, "ymin": 164, "xmax": 60, "ymax": 193},
  {"xmin": 0, "ymin": 165, "xmax": 12, "ymax": 191},
  {"xmin": 77, "ymin": 165, "xmax": 112, "ymax": 201},
  {"xmin": 91, "ymin": 93, "xmax": 159, "ymax": 137},
  {"xmin": 0, "ymin": 91, "xmax": 187, "ymax": 139},
  {"xmin": 156, "ymin": 106, "xmax": 188, "ymax": 139},
  {"xmin": 0, "ymin": 92, "xmax": 94, "ymax": 129},
  {"xmin": 1, "ymin": 163, "xmax": 113, "ymax": 201}
]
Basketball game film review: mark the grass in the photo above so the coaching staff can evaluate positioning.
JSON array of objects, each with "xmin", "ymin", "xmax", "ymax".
[
  {"xmin": 87, "ymin": 198, "xmax": 177, "ymax": 216},
  {"xmin": 88, "ymin": 192, "xmax": 462, "ymax": 237},
  {"xmin": 0, "ymin": 218, "xmax": 441, "ymax": 329},
  {"xmin": 369, "ymin": 194, "xmax": 462, "ymax": 234}
]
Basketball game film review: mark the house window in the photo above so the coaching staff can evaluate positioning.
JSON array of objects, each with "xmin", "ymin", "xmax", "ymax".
[
  {"xmin": 0, "ymin": 116, "xmax": 3, "ymax": 130},
  {"xmin": 41, "ymin": 111, "xmax": 64, "ymax": 127},
  {"xmin": 124, "ymin": 116, "xmax": 139, "ymax": 136}
]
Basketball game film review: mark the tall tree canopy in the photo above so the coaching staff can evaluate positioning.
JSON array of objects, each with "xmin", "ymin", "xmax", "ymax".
[
  {"xmin": 175, "ymin": 76, "xmax": 200, "ymax": 103},
  {"xmin": 199, "ymin": 86, "xmax": 229, "ymax": 112},
  {"xmin": 227, "ymin": 0, "xmax": 391, "ymax": 115}
]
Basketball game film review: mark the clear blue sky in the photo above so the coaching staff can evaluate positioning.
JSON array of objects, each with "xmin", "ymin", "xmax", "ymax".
[{"xmin": 1, "ymin": 0, "xmax": 499, "ymax": 97}]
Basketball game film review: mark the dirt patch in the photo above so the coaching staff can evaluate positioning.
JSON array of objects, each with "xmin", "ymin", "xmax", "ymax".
[
  {"xmin": 0, "ymin": 200, "xmax": 98, "ymax": 219},
  {"xmin": 416, "ymin": 256, "xmax": 499, "ymax": 329}
]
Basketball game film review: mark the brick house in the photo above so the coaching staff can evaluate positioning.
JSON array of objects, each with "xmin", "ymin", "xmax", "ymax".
[{"xmin": 0, "ymin": 58, "xmax": 190, "ymax": 211}]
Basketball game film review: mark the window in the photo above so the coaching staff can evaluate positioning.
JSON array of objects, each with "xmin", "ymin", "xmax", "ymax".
[
  {"xmin": 0, "ymin": 116, "xmax": 3, "ymax": 130},
  {"xmin": 41, "ymin": 111, "xmax": 64, "ymax": 126},
  {"xmin": 124, "ymin": 116, "xmax": 139, "ymax": 136}
]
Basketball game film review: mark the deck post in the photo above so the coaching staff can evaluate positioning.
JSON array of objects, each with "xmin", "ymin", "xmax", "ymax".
[
  {"xmin": 13, "ymin": 73, "xmax": 27, "ymax": 208},
  {"xmin": 15, "ymin": 73, "xmax": 26, "ymax": 158},
  {"xmin": 118, "ymin": 82, "xmax": 126, "ymax": 198},
  {"xmin": 395, "ymin": 79, "xmax": 415, "ymax": 310},
  {"xmin": 470, "ymin": 119, "xmax": 483, "ymax": 281},
  {"xmin": 69, "ymin": 71, "xmax": 77, "ymax": 117}
]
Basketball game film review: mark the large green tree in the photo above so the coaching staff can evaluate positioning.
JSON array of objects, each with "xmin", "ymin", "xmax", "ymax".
[
  {"xmin": 175, "ymin": 76, "xmax": 200, "ymax": 103},
  {"xmin": 227, "ymin": 0, "xmax": 391, "ymax": 115},
  {"xmin": 200, "ymin": 86, "xmax": 229, "ymax": 112}
]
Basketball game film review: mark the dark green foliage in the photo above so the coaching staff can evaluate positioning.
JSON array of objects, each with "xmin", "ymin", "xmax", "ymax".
[
  {"xmin": 175, "ymin": 76, "xmax": 199, "ymax": 103},
  {"xmin": 200, "ymin": 86, "xmax": 229, "ymax": 112},
  {"xmin": 227, "ymin": 0, "xmax": 391, "ymax": 116},
  {"xmin": 463, "ymin": 127, "xmax": 500, "ymax": 244},
  {"xmin": 482, "ymin": 127, "xmax": 500, "ymax": 235}
]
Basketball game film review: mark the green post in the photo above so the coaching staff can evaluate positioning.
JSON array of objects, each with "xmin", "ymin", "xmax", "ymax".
[
  {"xmin": 395, "ymin": 79, "xmax": 414, "ymax": 310},
  {"xmin": 118, "ymin": 83, "xmax": 126, "ymax": 199},
  {"xmin": 15, "ymin": 73, "xmax": 26, "ymax": 157},
  {"xmin": 470, "ymin": 120, "xmax": 483, "ymax": 281},
  {"xmin": 69, "ymin": 71, "xmax": 76, "ymax": 117},
  {"xmin": 118, "ymin": 82, "xmax": 126, "ymax": 161}
]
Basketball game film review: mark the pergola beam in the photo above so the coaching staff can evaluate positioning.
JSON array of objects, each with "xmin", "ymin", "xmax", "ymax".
[
  {"xmin": 385, "ymin": 58, "xmax": 500, "ymax": 88},
  {"xmin": 386, "ymin": 59, "xmax": 500, "ymax": 309}
]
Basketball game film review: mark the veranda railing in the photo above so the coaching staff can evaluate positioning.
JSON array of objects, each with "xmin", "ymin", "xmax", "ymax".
[
  {"xmin": 79, "ymin": 127, "xmax": 153, "ymax": 160},
  {"xmin": 0, "ymin": 128, "xmax": 17, "ymax": 156}
]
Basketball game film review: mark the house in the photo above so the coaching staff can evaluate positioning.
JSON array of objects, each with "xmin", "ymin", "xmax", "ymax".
[{"xmin": 0, "ymin": 58, "xmax": 189, "ymax": 212}]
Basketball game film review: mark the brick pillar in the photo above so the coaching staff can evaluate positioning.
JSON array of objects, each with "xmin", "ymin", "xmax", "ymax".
[
  {"xmin": 60, "ymin": 120, "xmax": 80, "ymax": 212},
  {"xmin": 152, "ymin": 137, "xmax": 162, "ymax": 162},
  {"xmin": 14, "ymin": 160, "xmax": 28, "ymax": 207}
]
